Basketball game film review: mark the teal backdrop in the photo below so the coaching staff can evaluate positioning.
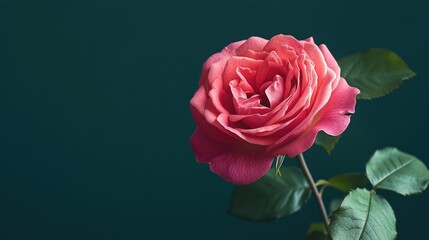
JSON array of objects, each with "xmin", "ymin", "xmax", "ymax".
[{"xmin": 1, "ymin": 0, "xmax": 428, "ymax": 239}]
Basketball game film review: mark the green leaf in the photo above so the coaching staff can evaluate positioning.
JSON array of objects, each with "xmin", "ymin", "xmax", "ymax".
[
  {"xmin": 330, "ymin": 188, "xmax": 397, "ymax": 240},
  {"xmin": 327, "ymin": 173, "xmax": 369, "ymax": 193},
  {"xmin": 228, "ymin": 167, "xmax": 311, "ymax": 221},
  {"xmin": 315, "ymin": 131, "xmax": 341, "ymax": 154},
  {"xmin": 366, "ymin": 147, "xmax": 429, "ymax": 195},
  {"xmin": 339, "ymin": 49, "xmax": 416, "ymax": 100}
]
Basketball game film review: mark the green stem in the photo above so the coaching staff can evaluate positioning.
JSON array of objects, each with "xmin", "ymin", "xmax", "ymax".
[{"xmin": 297, "ymin": 153, "xmax": 331, "ymax": 237}]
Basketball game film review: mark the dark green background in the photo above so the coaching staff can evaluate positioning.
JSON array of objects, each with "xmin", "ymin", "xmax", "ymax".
[{"xmin": 1, "ymin": 0, "xmax": 428, "ymax": 239}]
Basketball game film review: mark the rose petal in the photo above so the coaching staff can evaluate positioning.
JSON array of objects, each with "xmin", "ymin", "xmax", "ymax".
[
  {"xmin": 200, "ymin": 40, "xmax": 245, "ymax": 87},
  {"xmin": 236, "ymin": 36, "xmax": 269, "ymax": 56},
  {"xmin": 237, "ymin": 67, "xmax": 257, "ymax": 93},
  {"xmin": 304, "ymin": 37, "xmax": 315, "ymax": 44},
  {"xmin": 254, "ymin": 51, "xmax": 284, "ymax": 87},
  {"xmin": 229, "ymin": 112, "xmax": 274, "ymax": 128},
  {"xmin": 191, "ymin": 84, "xmax": 246, "ymax": 144},
  {"xmin": 223, "ymin": 56, "xmax": 263, "ymax": 85},
  {"xmin": 313, "ymin": 77, "xmax": 360, "ymax": 136},
  {"xmin": 216, "ymin": 113, "xmax": 275, "ymax": 145},
  {"xmin": 241, "ymin": 50, "xmax": 269, "ymax": 60},
  {"xmin": 190, "ymin": 86, "xmax": 234, "ymax": 143},
  {"xmin": 209, "ymin": 147, "xmax": 274, "ymax": 185},
  {"xmin": 190, "ymin": 128, "xmax": 229, "ymax": 164},
  {"xmin": 270, "ymin": 123, "xmax": 319, "ymax": 157},
  {"xmin": 274, "ymin": 55, "xmax": 310, "ymax": 119},
  {"xmin": 319, "ymin": 44, "xmax": 341, "ymax": 82},
  {"xmin": 263, "ymin": 34, "xmax": 303, "ymax": 54},
  {"xmin": 302, "ymin": 41, "xmax": 327, "ymax": 78},
  {"xmin": 264, "ymin": 75, "xmax": 284, "ymax": 108},
  {"xmin": 190, "ymin": 128, "xmax": 274, "ymax": 184}
]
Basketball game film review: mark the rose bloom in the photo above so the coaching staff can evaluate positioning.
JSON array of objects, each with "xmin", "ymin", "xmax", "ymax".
[{"xmin": 190, "ymin": 35, "xmax": 359, "ymax": 184}]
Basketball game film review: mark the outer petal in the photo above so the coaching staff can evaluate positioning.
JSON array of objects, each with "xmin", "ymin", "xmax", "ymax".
[
  {"xmin": 190, "ymin": 85, "xmax": 235, "ymax": 143},
  {"xmin": 190, "ymin": 128, "xmax": 274, "ymax": 184},
  {"xmin": 314, "ymin": 77, "xmax": 360, "ymax": 136},
  {"xmin": 319, "ymin": 44, "xmax": 341, "ymax": 89},
  {"xmin": 271, "ymin": 128, "xmax": 319, "ymax": 158},
  {"xmin": 302, "ymin": 41, "xmax": 327, "ymax": 79},
  {"xmin": 303, "ymin": 37, "xmax": 315, "ymax": 43}
]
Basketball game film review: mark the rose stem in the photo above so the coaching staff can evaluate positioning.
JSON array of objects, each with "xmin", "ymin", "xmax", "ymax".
[{"xmin": 297, "ymin": 153, "xmax": 331, "ymax": 236}]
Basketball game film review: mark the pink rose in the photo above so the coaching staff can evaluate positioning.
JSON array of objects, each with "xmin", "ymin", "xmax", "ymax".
[{"xmin": 190, "ymin": 34, "xmax": 359, "ymax": 184}]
